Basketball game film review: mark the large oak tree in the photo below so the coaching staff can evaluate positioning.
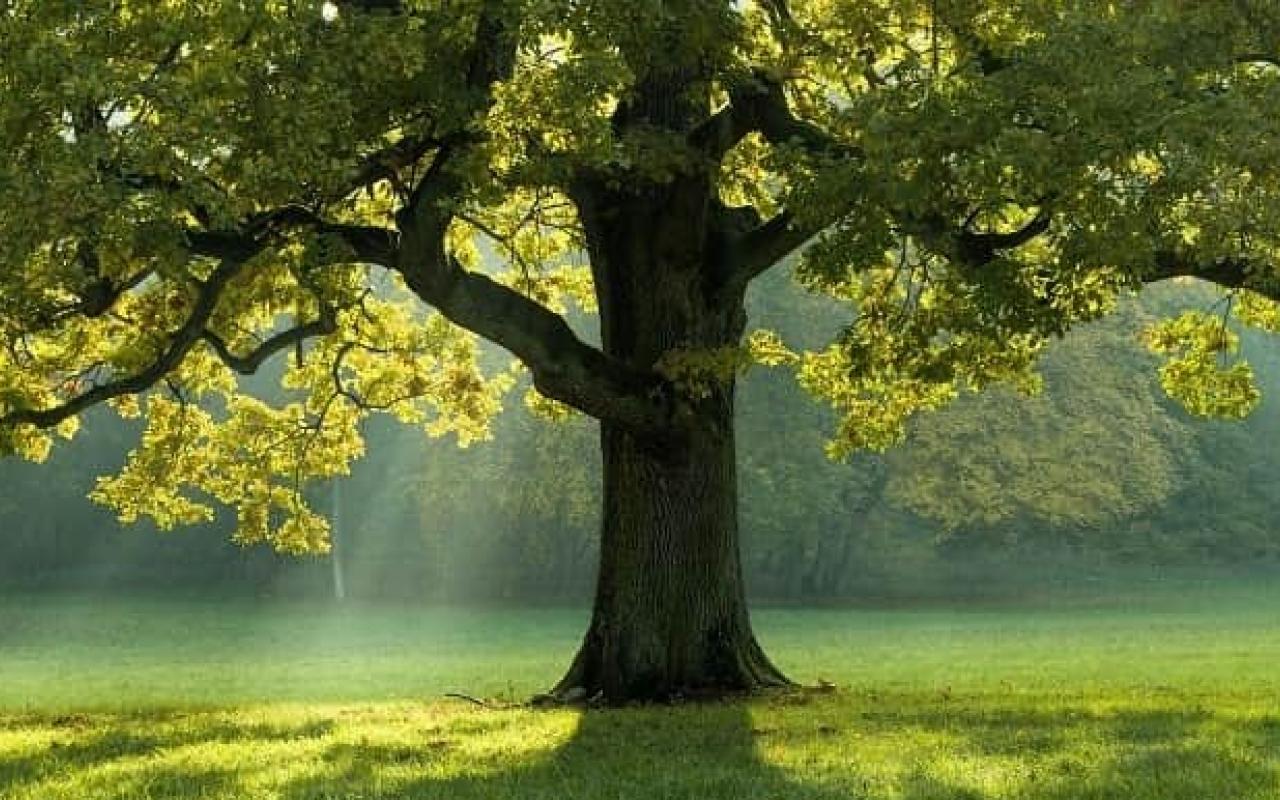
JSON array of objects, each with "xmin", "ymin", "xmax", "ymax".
[{"xmin": 2, "ymin": 0, "xmax": 1279, "ymax": 702}]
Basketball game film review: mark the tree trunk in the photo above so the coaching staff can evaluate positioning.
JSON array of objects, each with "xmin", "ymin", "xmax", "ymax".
[
  {"xmin": 553, "ymin": 168, "xmax": 792, "ymax": 702},
  {"xmin": 553, "ymin": 406, "xmax": 791, "ymax": 702}
]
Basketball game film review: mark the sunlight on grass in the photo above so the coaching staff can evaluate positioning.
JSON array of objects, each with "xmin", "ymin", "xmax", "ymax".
[
  {"xmin": 751, "ymin": 691, "xmax": 1280, "ymax": 799},
  {"xmin": 2, "ymin": 693, "xmax": 1278, "ymax": 799},
  {"xmin": 2, "ymin": 588, "xmax": 1279, "ymax": 798},
  {"xmin": 1, "ymin": 703, "xmax": 582, "ymax": 800}
]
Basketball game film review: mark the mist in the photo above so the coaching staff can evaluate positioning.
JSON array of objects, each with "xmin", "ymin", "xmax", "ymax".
[{"xmin": 3, "ymin": 275, "xmax": 1279, "ymax": 609}]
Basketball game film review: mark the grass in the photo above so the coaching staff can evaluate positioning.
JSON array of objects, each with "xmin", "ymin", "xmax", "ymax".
[{"xmin": 2, "ymin": 584, "xmax": 1279, "ymax": 798}]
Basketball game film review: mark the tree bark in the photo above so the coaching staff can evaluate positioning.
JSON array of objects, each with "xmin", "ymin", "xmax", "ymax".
[
  {"xmin": 551, "ymin": 167, "xmax": 793, "ymax": 702},
  {"xmin": 553, "ymin": 406, "xmax": 791, "ymax": 702}
]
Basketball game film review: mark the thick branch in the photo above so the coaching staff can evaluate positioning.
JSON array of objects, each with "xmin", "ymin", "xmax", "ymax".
[
  {"xmin": 181, "ymin": 230, "xmax": 268, "ymax": 263},
  {"xmin": 1236, "ymin": 52, "xmax": 1280, "ymax": 69},
  {"xmin": 935, "ymin": 14, "xmax": 1012, "ymax": 75},
  {"xmin": 953, "ymin": 212, "xmax": 1053, "ymax": 266},
  {"xmin": 690, "ymin": 70, "xmax": 858, "ymax": 163},
  {"xmin": 687, "ymin": 103, "xmax": 751, "ymax": 165},
  {"xmin": 54, "ymin": 266, "xmax": 153, "ymax": 326},
  {"xmin": 721, "ymin": 210, "xmax": 814, "ymax": 294},
  {"xmin": 184, "ymin": 214, "xmax": 397, "ymax": 266},
  {"xmin": 701, "ymin": 73, "xmax": 861, "ymax": 289},
  {"xmin": 1147, "ymin": 251, "xmax": 1280, "ymax": 301},
  {"xmin": 384, "ymin": 3, "xmax": 673, "ymax": 435},
  {"xmin": 345, "ymin": 134, "xmax": 440, "ymax": 198},
  {"xmin": 904, "ymin": 209, "xmax": 1053, "ymax": 272},
  {"xmin": 398, "ymin": 254, "xmax": 670, "ymax": 433},
  {"xmin": 333, "ymin": 0, "xmax": 408, "ymax": 13},
  {"xmin": 2, "ymin": 224, "xmax": 360, "ymax": 430},
  {"xmin": 1, "ymin": 259, "xmax": 245, "ymax": 430}
]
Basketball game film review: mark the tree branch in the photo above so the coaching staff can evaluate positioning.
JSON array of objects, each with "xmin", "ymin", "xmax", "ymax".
[
  {"xmin": 1147, "ymin": 251, "xmax": 1280, "ymax": 301},
  {"xmin": 17, "ymin": 1, "xmax": 692, "ymax": 441},
  {"xmin": 2, "ymin": 219, "xmax": 359, "ymax": 430},
  {"xmin": 399, "ymin": 254, "xmax": 670, "ymax": 434},
  {"xmin": 381, "ymin": 3, "xmax": 676, "ymax": 436},
  {"xmin": 953, "ymin": 212, "xmax": 1053, "ymax": 267},
  {"xmin": 697, "ymin": 72, "xmax": 862, "ymax": 290},
  {"xmin": 1236, "ymin": 52, "xmax": 1280, "ymax": 69},
  {"xmin": 345, "ymin": 134, "xmax": 441, "ymax": 199},
  {"xmin": 0, "ymin": 259, "xmax": 247, "ymax": 430},
  {"xmin": 934, "ymin": 13, "xmax": 1012, "ymax": 76},
  {"xmin": 903, "ymin": 208, "xmax": 1054, "ymax": 272},
  {"xmin": 689, "ymin": 70, "xmax": 858, "ymax": 164},
  {"xmin": 183, "ymin": 213, "xmax": 397, "ymax": 266},
  {"xmin": 201, "ymin": 306, "xmax": 339, "ymax": 376},
  {"xmin": 720, "ymin": 210, "xmax": 814, "ymax": 295},
  {"xmin": 5, "ymin": 0, "xmax": 674, "ymax": 443},
  {"xmin": 57, "ymin": 266, "xmax": 153, "ymax": 325},
  {"xmin": 333, "ymin": 0, "xmax": 408, "ymax": 14}
]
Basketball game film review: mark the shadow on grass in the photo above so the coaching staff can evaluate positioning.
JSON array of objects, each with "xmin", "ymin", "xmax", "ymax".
[
  {"xmin": 1248, "ymin": 715, "xmax": 1280, "ymax": 748},
  {"xmin": 282, "ymin": 701, "xmax": 856, "ymax": 800},
  {"xmin": 4, "ymin": 698, "xmax": 1278, "ymax": 799},
  {"xmin": 279, "ymin": 697, "xmax": 1278, "ymax": 800},
  {"xmin": 0, "ymin": 715, "xmax": 333, "ymax": 797},
  {"xmin": 848, "ymin": 703, "xmax": 1214, "ymax": 755}
]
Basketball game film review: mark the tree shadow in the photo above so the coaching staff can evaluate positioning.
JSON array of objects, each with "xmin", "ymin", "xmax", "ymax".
[
  {"xmin": 1246, "ymin": 715, "xmax": 1280, "ymax": 750},
  {"xmin": 886, "ymin": 700, "xmax": 1278, "ymax": 800},
  {"xmin": 282, "ymin": 700, "xmax": 855, "ymax": 800},
  {"xmin": 0, "ymin": 713, "xmax": 334, "ymax": 797},
  {"xmin": 1025, "ymin": 744, "xmax": 1278, "ymax": 800},
  {"xmin": 5, "ymin": 696, "xmax": 1278, "ymax": 799},
  {"xmin": 894, "ymin": 742, "xmax": 1278, "ymax": 800},
  {"xmin": 278, "ymin": 696, "xmax": 1280, "ymax": 800},
  {"xmin": 846, "ymin": 701, "xmax": 1214, "ymax": 755}
]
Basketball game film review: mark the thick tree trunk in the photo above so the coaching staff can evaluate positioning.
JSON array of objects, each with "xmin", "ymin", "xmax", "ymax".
[
  {"xmin": 553, "ymin": 405, "xmax": 791, "ymax": 702},
  {"xmin": 552, "ymin": 168, "xmax": 792, "ymax": 702}
]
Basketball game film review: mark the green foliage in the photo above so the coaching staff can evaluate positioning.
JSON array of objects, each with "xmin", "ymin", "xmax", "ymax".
[
  {"xmin": 767, "ymin": 0, "xmax": 1280, "ymax": 455},
  {"xmin": 1145, "ymin": 310, "xmax": 1262, "ymax": 418},
  {"xmin": 888, "ymin": 303, "xmax": 1191, "ymax": 533},
  {"xmin": 2, "ymin": 0, "xmax": 1280, "ymax": 555},
  {"xmin": 0, "ymin": 1, "xmax": 518, "ymax": 548}
]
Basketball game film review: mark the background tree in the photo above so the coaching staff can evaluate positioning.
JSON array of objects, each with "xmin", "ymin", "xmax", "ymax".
[
  {"xmin": 885, "ymin": 297, "xmax": 1193, "ymax": 538},
  {"xmin": 2, "ymin": 1, "xmax": 1280, "ymax": 701}
]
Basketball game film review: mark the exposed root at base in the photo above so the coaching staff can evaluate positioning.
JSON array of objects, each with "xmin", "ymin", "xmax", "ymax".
[
  {"xmin": 529, "ymin": 686, "xmax": 605, "ymax": 708},
  {"xmin": 534, "ymin": 669, "xmax": 813, "ymax": 708}
]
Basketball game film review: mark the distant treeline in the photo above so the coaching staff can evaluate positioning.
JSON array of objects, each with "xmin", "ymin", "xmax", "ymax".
[{"xmin": 3, "ymin": 278, "xmax": 1279, "ymax": 602}]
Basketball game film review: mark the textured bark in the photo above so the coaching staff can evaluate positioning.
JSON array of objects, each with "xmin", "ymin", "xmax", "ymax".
[
  {"xmin": 552, "ymin": 118, "xmax": 792, "ymax": 700},
  {"xmin": 553, "ymin": 409, "xmax": 791, "ymax": 703}
]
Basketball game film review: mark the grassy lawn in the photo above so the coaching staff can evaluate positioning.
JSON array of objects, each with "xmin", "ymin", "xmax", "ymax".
[{"xmin": 2, "ymin": 585, "xmax": 1279, "ymax": 798}]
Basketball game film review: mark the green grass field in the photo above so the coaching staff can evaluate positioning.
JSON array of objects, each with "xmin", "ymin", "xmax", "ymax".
[{"xmin": 2, "ymin": 585, "xmax": 1280, "ymax": 798}]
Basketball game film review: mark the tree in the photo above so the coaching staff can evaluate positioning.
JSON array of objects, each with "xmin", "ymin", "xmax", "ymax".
[
  {"xmin": 2, "ymin": 1, "xmax": 1280, "ymax": 702},
  {"xmin": 884, "ymin": 297, "xmax": 1193, "ymax": 539}
]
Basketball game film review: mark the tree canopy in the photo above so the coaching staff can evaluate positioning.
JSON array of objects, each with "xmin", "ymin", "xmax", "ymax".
[{"xmin": 2, "ymin": 0, "xmax": 1279, "ymax": 549}]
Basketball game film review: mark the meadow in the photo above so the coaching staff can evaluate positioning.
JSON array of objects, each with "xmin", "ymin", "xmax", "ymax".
[{"xmin": 2, "ymin": 583, "xmax": 1279, "ymax": 799}]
